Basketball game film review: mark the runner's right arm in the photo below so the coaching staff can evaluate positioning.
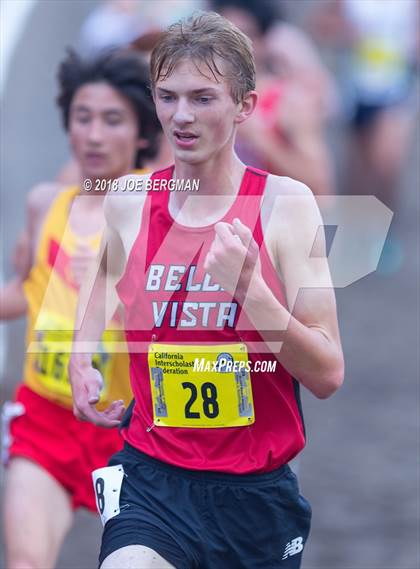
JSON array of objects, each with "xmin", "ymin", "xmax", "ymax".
[
  {"xmin": 0, "ymin": 183, "xmax": 61, "ymax": 320},
  {"xmin": 69, "ymin": 201, "xmax": 127, "ymax": 427},
  {"xmin": 69, "ymin": 175, "xmax": 148, "ymax": 427},
  {"xmin": 0, "ymin": 278, "xmax": 27, "ymax": 320}
]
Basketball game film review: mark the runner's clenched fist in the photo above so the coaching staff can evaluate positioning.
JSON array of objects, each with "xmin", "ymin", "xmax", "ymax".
[{"xmin": 204, "ymin": 217, "xmax": 262, "ymax": 297}]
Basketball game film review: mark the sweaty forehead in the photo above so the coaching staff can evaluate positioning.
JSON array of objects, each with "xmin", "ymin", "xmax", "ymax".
[{"xmin": 156, "ymin": 57, "xmax": 231, "ymax": 94}]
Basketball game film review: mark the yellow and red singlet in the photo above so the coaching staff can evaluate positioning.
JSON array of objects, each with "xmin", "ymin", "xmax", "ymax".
[{"xmin": 23, "ymin": 183, "xmax": 137, "ymax": 409}]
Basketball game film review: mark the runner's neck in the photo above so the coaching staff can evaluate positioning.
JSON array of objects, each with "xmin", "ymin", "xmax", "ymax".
[{"xmin": 172, "ymin": 154, "xmax": 245, "ymax": 197}]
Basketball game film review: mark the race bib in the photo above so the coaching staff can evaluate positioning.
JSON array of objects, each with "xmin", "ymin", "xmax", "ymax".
[
  {"xmin": 148, "ymin": 343, "xmax": 255, "ymax": 428},
  {"xmin": 92, "ymin": 464, "xmax": 125, "ymax": 526},
  {"xmin": 33, "ymin": 311, "xmax": 113, "ymax": 398}
]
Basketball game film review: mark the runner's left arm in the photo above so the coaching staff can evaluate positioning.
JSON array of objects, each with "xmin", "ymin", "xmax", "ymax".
[{"xmin": 204, "ymin": 179, "xmax": 344, "ymax": 399}]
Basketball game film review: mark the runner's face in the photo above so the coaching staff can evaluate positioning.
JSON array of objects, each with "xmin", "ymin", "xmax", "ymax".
[
  {"xmin": 154, "ymin": 58, "xmax": 240, "ymax": 165},
  {"xmin": 69, "ymin": 82, "xmax": 142, "ymax": 181}
]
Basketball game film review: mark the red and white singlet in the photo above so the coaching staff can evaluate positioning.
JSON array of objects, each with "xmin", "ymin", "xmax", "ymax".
[{"xmin": 117, "ymin": 165, "xmax": 305, "ymax": 474}]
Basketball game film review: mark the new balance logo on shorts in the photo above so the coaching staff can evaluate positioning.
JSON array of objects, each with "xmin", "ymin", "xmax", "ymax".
[{"xmin": 282, "ymin": 537, "xmax": 304, "ymax": 560}]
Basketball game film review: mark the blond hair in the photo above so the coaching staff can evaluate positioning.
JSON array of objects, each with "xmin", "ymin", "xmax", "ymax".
[{"xmin": 150, "ymin": 11, "xmax": 256, "ymax": 103}]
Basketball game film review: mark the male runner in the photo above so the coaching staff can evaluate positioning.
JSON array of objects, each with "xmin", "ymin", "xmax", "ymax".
[
  {"xmin": 70, "ymin": 12, "xmax": 344, "ymax": 569},
  {"xmin": 1, "ymin": 49, "xmax": 162, "ymax": 569}
]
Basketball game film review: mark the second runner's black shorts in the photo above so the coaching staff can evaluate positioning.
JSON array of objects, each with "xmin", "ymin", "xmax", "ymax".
[{"xmin": 98, "ymin": 442, "xmax": 312, "ymax": 568}]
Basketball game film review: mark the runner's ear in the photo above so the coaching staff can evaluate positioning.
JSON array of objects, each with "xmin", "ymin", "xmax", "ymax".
[{"xmin": 234, "ymin": 91, "xmax": 258, "ymax": 125}]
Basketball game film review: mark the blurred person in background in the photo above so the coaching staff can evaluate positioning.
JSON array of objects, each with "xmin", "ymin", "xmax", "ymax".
[
  {"xmin": 78, "ymin": 0, "xmax": 206, "ymax": 59},
  {"xmin": 308, "ymin": 0, "xmax": 418, "ymax": 210},
  {"xmin": 0, "ymin": 49, "xmax": 163, "ymax": 569},
  {"xmin": 212, "ymin": 0, "xmax": 338, "ymax": 195},
  {"xmin": 78, "ymin": 0, "xmax": 146, "ymax": 56}
]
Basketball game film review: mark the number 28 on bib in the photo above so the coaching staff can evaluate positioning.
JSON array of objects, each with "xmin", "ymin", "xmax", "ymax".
[{"xmin": 148, "ymin": 343, "xmax": 255, "ymax": 428}]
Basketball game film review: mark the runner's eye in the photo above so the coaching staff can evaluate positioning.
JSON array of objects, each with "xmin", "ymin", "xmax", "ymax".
[
  {"xmin": 105, "ymin": 116, "xmax": 123, "ymax": 126},
  {"xmin": 160, "ymin": 94, "xmax": 174, "ymax": 102},
  {"xmin": 74, "ymin": 113, "xmax": 91, "ymax": 124},
  {"xmin": 197, "ymin": 97, "xmax": 212, "ymax": 104}
]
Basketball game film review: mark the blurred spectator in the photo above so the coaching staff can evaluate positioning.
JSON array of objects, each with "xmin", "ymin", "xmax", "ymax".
[
  {"xmin": 78, "ymin": 0, "xmax": 205, "ymax": 57},
  {"xmin": 264, "ymin": 21, "xmax": 339, "ymax": 121},
  {"xmin": 212, "ymin": 0, "xmax": 337, "ymax": 194},
  {"xmin": 308, "ymin": 0, "xmax": 418, "ymax": 209},
  {"xmin": 78, "ymin": 0, "xmax": 144, "ymax": 56}
]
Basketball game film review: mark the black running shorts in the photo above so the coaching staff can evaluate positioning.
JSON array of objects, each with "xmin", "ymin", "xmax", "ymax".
[{"xmin": 98, "ymin": 443, "xmax": 312, "ymax": 568}]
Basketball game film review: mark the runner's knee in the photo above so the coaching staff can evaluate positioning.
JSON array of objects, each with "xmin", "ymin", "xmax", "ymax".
[{"xmin": 100, "ymin": 545, "xmax": 176, "ymax": 569}]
